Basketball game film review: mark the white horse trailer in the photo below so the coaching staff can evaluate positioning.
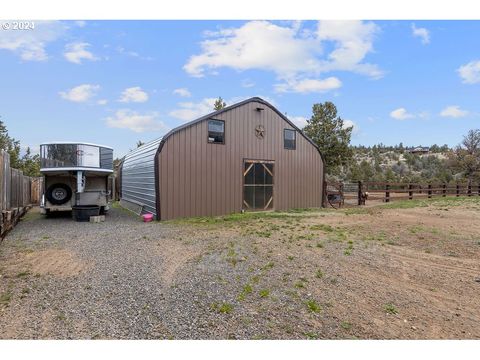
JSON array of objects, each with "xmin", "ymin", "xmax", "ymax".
[{"xmin": 39, "ymin": 142, "xmax": 114, "ymax": 221}]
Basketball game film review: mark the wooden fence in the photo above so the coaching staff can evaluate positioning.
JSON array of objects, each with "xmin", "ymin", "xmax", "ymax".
[
  {"xmin": 0, "ymin": 150, "xmax": 43, "ymax": 239},
  {"xmin": 325, "ymin": 180, "xmax": 480, "ymax": 208}
]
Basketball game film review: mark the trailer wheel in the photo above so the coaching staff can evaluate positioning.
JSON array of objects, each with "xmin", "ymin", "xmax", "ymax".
[{"xmin": 46, "ymin": 183, "xmax": 72, "ymax": 205}]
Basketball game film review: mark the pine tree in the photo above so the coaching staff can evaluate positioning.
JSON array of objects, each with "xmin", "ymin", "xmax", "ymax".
[
  {"xmin": 213, "ymin": 97, "xmax": 227, "ymax": 111},
  {"xmin": 303, "ymin": 102, "xmax": 353, "ymax": 173}
]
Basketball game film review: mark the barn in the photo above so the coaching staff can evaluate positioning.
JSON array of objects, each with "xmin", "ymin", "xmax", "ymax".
[{"xmin": 119, "ymin": 97, "xmax": 325, "ymax": 220}]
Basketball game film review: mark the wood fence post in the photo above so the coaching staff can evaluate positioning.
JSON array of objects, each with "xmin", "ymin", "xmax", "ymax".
[
  {"xmin": 340, "ymin": 182, "xmax": 344, "ymax": 207},
  {"xmin": 428, "ymin": 184, "xmax": 432, "ymax": 199},
  {"xmin": 408, "ymin": 184, "xmax": 413, "ymax": 200},
  {"xmin": 385, "ymin": 183, "xmax": 390, "ymax": 203},
  {"xmin": 467, "ymin": 182, "xmax": 472, "ymax": 197},
  {"xmin": 442, "ymin": 184, "xmax": 446, "ymax": 197},
  {"xmin": 478, "ymin": 183, "xmax": 480, "ymax": 196},
  {"xmin": 456, "ymin": 183, "xmax": 460, "ymax": 197},
  {"xmin": 357, "ymin": 181, "xmax": 363, "ymax": 206}
]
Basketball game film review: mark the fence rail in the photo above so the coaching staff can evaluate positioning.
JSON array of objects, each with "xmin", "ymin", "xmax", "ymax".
[
  {"xmin": 325, "ymin": 180, "xmax": 480, "ymax": 208},
  {"xmin": 0, "ymin": 150, "xmax": 43, "ymax": 239}
]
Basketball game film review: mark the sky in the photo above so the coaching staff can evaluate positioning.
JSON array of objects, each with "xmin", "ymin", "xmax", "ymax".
[{"xmin": 1, "ymin": 20, "xmax": 479, "ymax": 158}]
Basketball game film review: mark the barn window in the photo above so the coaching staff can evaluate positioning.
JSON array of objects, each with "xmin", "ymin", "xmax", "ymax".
[
  {"xmin": 208, "ymin": 120, "xmax": 225, "ymax": 144},
  {"xmin": 284, "ymin": 129, "xmax": 296, "ymax": 150}
]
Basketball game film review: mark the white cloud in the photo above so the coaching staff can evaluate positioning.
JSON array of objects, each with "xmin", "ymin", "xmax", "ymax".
[
  {"xmin": 169, "ymin": 98, "xmax": 217, "ymax": 122},
  {"xmin": 241, "ymin": 79, "xmax": 256, "ymax": 88},
  {"xmin": 440, "ymin": 105, "xmax": 469, "ymax": 118},
  {"xmin": 289, "ymin": 116, "xmax": 308, "ymax": 129},
  {"xmin": 119, "ymin": 87, "xmax": 149, "ymax": 103},
  {"xmin": 390, "ymin": 108, "xmax": 415, "ymax": 120},
  {"xmin": 342, "ymin": 119, "xmax": 359, "ymax": 134},
  {"xmin": 116, "ymin": 46, "xmax": 153, "ymax": 61},
  {"xmin": 275, "ymin": 77, "xmax": 342, "ymax": 93},
  {"xmin": 59, "ymin": 84, "xmax": 100, "ymax": 102},
  {"xmin": 75, "ymin": 21, "xmax": 86, "ymax": 28},
  {"xmin": 411, "ymin": 23, "xmax": 430, "ymax": 44},
  {"xmin": 0, "ymin": 21, "xmax": 66, "ymax": 61},
  {"xmin": 97, "ymin": 99, "xmax": 108, "ymax": 105},
  {"xmin": 105, "ymin": 109, "xmax": 169, "ymax": 133},
  {"xmin": 63, "ymin": 42, "xmax": 98, "ymax": 64},
  {"xmin": 184, "ymin": 20, "xmax": 381, "ymax": 92},
  {"xmin": 173, "ymin": 88, "xmax": 192, "ymax": 97},
  {"xmin": 457, "ymin": 60, "xmax": 480, "ymax": 84},
  {"xmin": 316, "ymin": 20, "xmax": 382, "ymax": 78}
]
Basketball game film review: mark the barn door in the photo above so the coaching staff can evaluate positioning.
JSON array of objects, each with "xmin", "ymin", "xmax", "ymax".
[{"xmin": 243, "ymin": 160, "xmax": 274, "ymax": 211}]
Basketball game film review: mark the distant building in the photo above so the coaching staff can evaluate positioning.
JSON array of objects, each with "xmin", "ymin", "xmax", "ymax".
[{"xmin": 406, "ymin": 146, "xmax": 430, "ymax": 155}]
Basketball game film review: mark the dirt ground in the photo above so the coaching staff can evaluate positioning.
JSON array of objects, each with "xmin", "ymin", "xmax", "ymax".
[{"xmin": 0, "ymin": 197, "xmax": 479, "ymax": 339}]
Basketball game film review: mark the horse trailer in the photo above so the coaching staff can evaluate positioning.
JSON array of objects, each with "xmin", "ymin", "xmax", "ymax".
[{"xmin": 39, "ymin": 142, "xmax": 114, "ymax": 220}]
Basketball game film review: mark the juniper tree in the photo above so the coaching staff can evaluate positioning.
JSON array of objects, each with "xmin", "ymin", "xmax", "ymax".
[{"xmin": 303, "ymin": 102, "xmax": 353, "ymax": 173}]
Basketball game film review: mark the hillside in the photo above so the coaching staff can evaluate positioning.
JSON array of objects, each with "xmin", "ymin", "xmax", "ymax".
[{"xmin": 332, "ymin": 144, "xmax": 458, "ymax": 184}]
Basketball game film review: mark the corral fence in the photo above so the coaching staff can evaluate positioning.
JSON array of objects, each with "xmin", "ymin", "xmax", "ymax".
[
  {"xmin": 0, "ymin": 149, "xmax": 43, "ymax": 239},
  {"xmin": 324, "ymin": 180, "xmax": 480, "ymax": 208}
]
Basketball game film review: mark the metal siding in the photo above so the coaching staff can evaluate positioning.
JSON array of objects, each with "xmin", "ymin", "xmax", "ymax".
[
  {"xmin": 121, "ymin": 138, "xmax": 161, "ymax": 215},
  {"xmin": 157, "ymin": 101, "xmax": 324, "ymax": 220}
]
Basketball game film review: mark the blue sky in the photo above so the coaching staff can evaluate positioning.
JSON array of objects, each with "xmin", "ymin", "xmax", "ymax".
[{"xmin": 1, "ymin": 20, "xmax": 479, "ymax": 158}]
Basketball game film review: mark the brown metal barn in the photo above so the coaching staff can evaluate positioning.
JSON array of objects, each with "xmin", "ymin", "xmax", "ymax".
[{"xmin": 120, "ymin": 97, "xmax": 325, "ymax": 220}]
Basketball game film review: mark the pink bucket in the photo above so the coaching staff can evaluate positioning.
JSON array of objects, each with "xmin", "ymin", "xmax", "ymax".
[{"xmin": 142, "ymin": 213, "xmax": 154, "ymax": 222}]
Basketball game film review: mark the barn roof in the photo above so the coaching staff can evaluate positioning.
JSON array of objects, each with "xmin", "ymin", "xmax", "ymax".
[
  {"xmin": 123, "ymin": 97, "xmax": 325, "ymax": 164},
  {"xmin": 159, "ymin": 97, "xmax": 320, "ymax": 154}
]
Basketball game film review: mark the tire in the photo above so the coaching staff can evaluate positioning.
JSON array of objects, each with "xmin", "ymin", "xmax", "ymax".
[{"xmin": 46, "ymin": 183, "xmax": 72, "ymax": 205}]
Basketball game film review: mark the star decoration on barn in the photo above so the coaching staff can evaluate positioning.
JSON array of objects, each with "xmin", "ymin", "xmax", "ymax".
[{"xmin": 255, "ymin": 125, "xmax": 265, "ymax": 139}]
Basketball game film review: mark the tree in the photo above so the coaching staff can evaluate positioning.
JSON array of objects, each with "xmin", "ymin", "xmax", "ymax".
[
  {"xmin": 20, "ymin": 147, "xmax": 40, "ymax": 177},
  {"xmin": 0, "ymin": 120, "xmax": 21, "ymax": 168},
  {"xmin": 450, "ymin": 129, "xmax": 480, "ymax": 183},
  {"xmin": 0, "ymin": 119, "xmax": 40, "ymax": 176},
  {"xmin": 303, "ymin": 102, "xmax": 353, "ymax": 172},
  {"xmin": 213, "ymin": 97, "xmax": 226, "ymax": 111}
]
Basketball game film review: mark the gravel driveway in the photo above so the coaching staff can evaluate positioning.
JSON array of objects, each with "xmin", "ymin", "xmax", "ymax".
[{"xmin": 0, "ymin": 207, "xmax": 190, "ymax": 339}]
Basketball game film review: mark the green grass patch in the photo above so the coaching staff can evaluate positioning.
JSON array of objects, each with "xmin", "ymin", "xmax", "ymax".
[
  {"xmin": 0, "ymin": 291, "xmax": 12, "ymax": 306},
  {"xmin": 384, "ymin": 303, "xmax": 398, "ymax": 315},
  {"xmin": 343, "ymin": 208, "xmax": 370, "ymax": 215},
  {"xmin": 362, "ymin": 231, "xmax": 387, "ymax": 242},
  {"xmin": 211, "ymin": 302, "xmax": 234, "ymax": 314},
  {"xmin": 16, "ymin": 271, "xmax": 31, "ymax": 278},
  {"xmin": 259, "ymin": 289, "xmax": 270, "ymax": 298},
  {"xmin": 310, "ymin": 224, "xmax": 334, "ymax": 232},
  {"xmin": 304, "ymin": 331, "xmax": 319, "ymax": 339},
  {"xmin": 340, "ymin": 321, "xmax": 352, "ymax": 330},
  {"xmin": 376, "ymin": 196, "xmax": 480, "ymax": 210},
  {"xmin": 305, "ymin": 299, "xmax": 322, "ymax": 313},
  {"xmin": 315, "ymin": 269, "xmax": 324, "ymax": 279},
  {"xmin": 238, "ymin": 284, "xmax": 253, "ymax": 301},
  {"xmin": 261, "ymin": 261, "xmax": 274, "ymax": 271}
]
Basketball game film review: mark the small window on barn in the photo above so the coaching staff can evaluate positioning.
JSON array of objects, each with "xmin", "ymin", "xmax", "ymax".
[
  {"xmin": 284, "ymin": 129, "xmax": 296, "ymax": 150},
  {"xmin": 208, "ymin": 120, "xmax": 225, "ymax": 144}
]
